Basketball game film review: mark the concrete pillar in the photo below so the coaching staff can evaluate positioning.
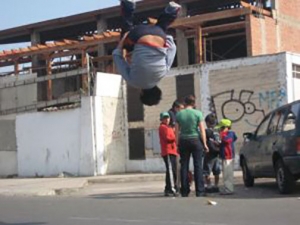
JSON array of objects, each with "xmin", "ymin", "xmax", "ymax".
[
  {"xmin": 245, "ymin": 14, "xmax": 253, "ymax": 56},
  {"xmin": 31, "ymin": 30, "xmax": 47, "ymax": 101},
  {"xmin": 175, "ymin": 4, "xmax": 189, "ymax": 66},
  {"xmin": 271, "ymin": 0, "xmax": 278, "ymax": 10},
  {"xmin": 97, "ymin": 17, "xmax": 107, "ymax": 71},
  {"xmin": 30, "ymin": 30, "xmax": 41, "ymax": 72}
]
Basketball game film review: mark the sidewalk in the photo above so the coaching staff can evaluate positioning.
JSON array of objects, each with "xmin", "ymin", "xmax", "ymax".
[{"xmin": 0, "ymin": 172, "xmax": 242, "ymax": 197}]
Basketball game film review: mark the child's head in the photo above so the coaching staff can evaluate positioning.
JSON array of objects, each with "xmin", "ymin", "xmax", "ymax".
[
  {"xmin": 205, "ymin": 113, "xmax": 217, "ymax": 128},
  {"xmin": 140, "ymin": 86, "xmax": 162, "ymax": 106},
  {"xmin": 184, "ymin": 95, "xmax": 196, "ymax": 108},
  {"xmin": 172, "ymin": 99, "xmax": 184, "ymax": 112},
  {"xmin": 160, "ymin": 112, "xmax": 170, "ymax": 124},
  {"xmin": 216, "ymin": 118, "xmax": 232, "ymax": 131}
]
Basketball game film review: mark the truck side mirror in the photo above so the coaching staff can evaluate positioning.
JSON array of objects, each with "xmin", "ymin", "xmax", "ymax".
[{"xmin": 243, "ymin": 132, "xmax": 254, "ymax": 142}]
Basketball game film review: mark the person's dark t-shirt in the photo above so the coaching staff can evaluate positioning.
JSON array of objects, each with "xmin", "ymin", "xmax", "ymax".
[
  {"xmin": 168, "ymin": 109, "xmax": 176, "ymax": 128},
  {"xmin": 206, "ymin": 128, "xmax": 219, "ymax": 158}
]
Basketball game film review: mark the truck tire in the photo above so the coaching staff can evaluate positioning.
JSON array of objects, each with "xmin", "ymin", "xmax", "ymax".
[
  {"xmin": 241, "ymin": 159, "xmax": 254, "ymax": 187},
  {"xmin": 275, "ymin": 160, "xmax": 295, "ymax": 194}
]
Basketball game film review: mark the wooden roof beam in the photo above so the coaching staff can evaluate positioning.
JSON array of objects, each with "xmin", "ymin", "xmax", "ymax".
[
  {"xmin": 170, "ymin": 8, "xmax": 251, "ymax": 29},
  {"xmin": 240, "ymin": 1, "xmax": 272, "ymax": 17},
  {"xmin": 185, "ymin": 21, "xmax": 246, "ymax": 37},
  {"xmin": 0, "ymin": 32, "xmax": 120, "ymax": 61}
]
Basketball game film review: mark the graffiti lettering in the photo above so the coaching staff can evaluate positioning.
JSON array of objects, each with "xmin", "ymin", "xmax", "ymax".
[{"xmin": 258, "ymin": 88, "xmax": 286, "ymax": 110}]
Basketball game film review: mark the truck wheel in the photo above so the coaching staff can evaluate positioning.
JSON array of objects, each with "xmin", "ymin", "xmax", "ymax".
[
  {"xmin": 275, "ymin": 160, "xmax": 295, "ymax": 194},
  {"xmin": 241, "ymin": 159, "xmax": 254, "ymax": 187}
]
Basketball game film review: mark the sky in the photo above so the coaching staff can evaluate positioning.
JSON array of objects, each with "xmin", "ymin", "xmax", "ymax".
[
  {"xmin": 0, "ymin": 0, "xmax": 119, "ymax": 30},
  {"xmin": 0, "ymin": 0, "xmax": 120, "ymax": 51}
]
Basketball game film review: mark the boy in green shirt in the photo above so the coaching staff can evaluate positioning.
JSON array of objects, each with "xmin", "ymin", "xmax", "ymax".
[{"xmin": 175, "ymin": 95, "xmax": 208, "ymax": 197}]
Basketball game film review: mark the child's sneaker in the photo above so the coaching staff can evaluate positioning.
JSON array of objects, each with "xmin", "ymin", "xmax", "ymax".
[{"xmin": 165, "ymin": 1, "xmax": 182, "ymax": 15}]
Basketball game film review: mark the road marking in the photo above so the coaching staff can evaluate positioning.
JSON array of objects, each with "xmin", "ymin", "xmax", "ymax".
[{"xmin": 70, "ymin": 216, "xmax": 227, "ymax": 225}]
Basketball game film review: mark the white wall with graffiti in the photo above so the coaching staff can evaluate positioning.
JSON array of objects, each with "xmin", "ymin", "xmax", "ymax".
[
  {"xmin": 139, "ymin": 52, "xmax": 300, "ymax": 172},
  {"xmin": 199, "ymin": 54, "xmax": 286, "ymax": 164}
]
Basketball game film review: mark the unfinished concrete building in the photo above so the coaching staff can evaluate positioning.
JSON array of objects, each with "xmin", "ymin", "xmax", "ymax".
[
  {"xmin": 1, "ymin": 0, "xmax": 299, "ymax": 100},
  {"xmin": 1, "ymin": 0, "xmax": 300, "ymax": 176}
]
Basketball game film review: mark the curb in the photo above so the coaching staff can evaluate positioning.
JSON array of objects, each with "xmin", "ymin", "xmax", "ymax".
[{"xmin": 87, "ymin": 172, "xmax": 243, "ymax": 185}]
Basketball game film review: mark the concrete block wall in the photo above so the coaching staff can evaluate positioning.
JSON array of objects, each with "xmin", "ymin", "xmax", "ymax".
[
  {"xmin": 208, "ymin": 61, "xmax": 286, "ymax": 152},
  {"xmin": 0, "ymin": 73, "xmax": 37, "ymax": 113},
  {"xmin": 0, "ymin": 114, "xmax": 17, "ymax": 177},
  {"xmin": 144, "ymin": 76, "xmax": 177, "ymax": 130}
]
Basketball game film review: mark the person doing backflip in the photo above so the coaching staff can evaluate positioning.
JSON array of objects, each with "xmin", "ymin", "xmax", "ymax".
[{"xmin": 113, "ymin": 0, "xmax": 181, "ymax": 106}]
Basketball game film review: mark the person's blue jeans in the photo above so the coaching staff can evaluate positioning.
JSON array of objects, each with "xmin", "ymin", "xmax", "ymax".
[{"xmin": 179, "ymin": 138, "xmax": 205, "ymax": 196}]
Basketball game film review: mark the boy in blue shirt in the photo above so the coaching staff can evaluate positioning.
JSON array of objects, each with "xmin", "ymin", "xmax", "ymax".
[{"xmin": 216, "ymin": 119, "xmax": 237, "ymax": 195}]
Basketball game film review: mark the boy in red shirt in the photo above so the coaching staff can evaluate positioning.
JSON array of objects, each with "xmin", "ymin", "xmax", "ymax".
[{"xmin": 159, "ymin": 112, "xmax": 178, "ymax": 196}]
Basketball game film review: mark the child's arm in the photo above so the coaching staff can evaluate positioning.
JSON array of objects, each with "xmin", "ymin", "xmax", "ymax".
[
  {"xmin": 165, "ymin": 35, "xmax": 177, "ymax": 71},
  {"xmin": 159, "ymin": 125, "xmax": 175, "ymax": 143},
  {"xmin": 175, "ymin": 123, "xmax": 180, "ymax": 145},
  {"xmin": 112, "ymin": 32, "xmax": 131, "ymax": 82},
  {"xmin": 199, "ymin": 121, "xmax": 208, "ymax": 152},
  {"xmin": 164, "ymin": 126, "xmax": 176, "ymax": 143},
  {"xmin": 233, "ymin": 132, "xmax": 238, "ymax": 142}
]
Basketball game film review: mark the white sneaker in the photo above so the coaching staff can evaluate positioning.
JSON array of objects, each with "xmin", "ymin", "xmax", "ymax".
[
  {"xmin": 169, "ymin": 1, "xmax": 181, "ymax": 9},
  {"xmin": 165, "ymin": 1, "xmax": 182, "ymax": 14}
]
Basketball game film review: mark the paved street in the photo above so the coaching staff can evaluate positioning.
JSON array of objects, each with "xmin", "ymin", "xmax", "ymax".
[{"xmin": 0, "ymin": 177, "xmax": 300, "ymax": 225}]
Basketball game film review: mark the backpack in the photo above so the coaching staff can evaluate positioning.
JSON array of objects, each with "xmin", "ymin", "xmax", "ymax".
[{"xmin": 206, "ymin": 129, "xmax": 220, "ymax": 153}]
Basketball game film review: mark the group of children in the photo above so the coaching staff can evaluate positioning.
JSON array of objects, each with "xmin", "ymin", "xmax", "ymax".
[{"xmin": 159, "ymin": 104, "xmax": 237, "ymax": 196}]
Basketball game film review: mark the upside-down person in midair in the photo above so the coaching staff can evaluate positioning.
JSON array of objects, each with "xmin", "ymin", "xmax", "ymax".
[{"xmin": 113, "ymin": 0, "xmax": 181, "ymax": 106}]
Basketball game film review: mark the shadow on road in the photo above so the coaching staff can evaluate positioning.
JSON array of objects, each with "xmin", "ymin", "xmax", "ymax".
[
  {"xmin": 90, "ymin": 191, "xmax": 165, "ymax": 199},
  {"xmin": 214, "ymin": 181, "xmax": 300, "ymax": 199},
  {"xmin": 88, "ymin": 179, "xmax": 300, "ymax": 200}
]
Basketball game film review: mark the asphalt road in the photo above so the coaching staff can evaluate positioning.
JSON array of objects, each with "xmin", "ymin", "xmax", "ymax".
[{"xmin": 1, "ymin": 178, "xmax": 300, "ymax": 225}]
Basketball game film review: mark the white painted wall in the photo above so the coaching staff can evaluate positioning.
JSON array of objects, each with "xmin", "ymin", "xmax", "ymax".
[
  {"xmin": 16, "ymin": 108, "xmax": 81, "ymax": 177},
  {"xmin": 286, "ymin": 52, "xmax": 300, "ymax": 102},
  {"xmin": 79, "ymin": 97, "xmax": 97, "ymax": 176},
  {"xmin": 94, "ymin": 73, "xmax": 126, "ymax": 175},
  {"xmin": 15, "ymin": 72, "xmax": 126, "ymax": 177}
]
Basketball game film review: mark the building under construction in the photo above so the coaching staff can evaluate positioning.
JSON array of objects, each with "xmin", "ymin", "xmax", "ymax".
[
  {"xmin": 1, "ymin": 0, "xmax": 300, "ymax": 176},
  {"xmin": 1, "ymin": 0, "xmax": 299, "ymax": 100}
]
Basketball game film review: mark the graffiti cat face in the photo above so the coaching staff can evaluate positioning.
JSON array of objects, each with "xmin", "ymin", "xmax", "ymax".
[{"xmin": 209, "ymin": 90, "xmax": 265, "ymax": 127}]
